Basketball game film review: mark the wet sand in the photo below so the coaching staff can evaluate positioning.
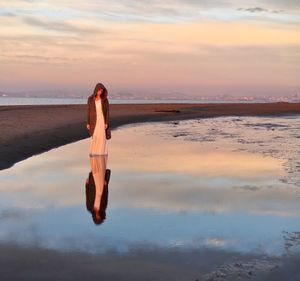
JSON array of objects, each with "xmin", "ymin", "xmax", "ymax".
[
  {"xmin": 0, "ymin": 242, "xmax": 299, "ymax": 281},
  {"xmin": 0, "ymin": 102, "xmax": 299, "ymax": 170}
]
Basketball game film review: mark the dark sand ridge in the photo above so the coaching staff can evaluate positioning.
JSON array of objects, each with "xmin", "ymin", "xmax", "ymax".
[{"xmin": 1, "ymin": 102, "xmax": 300, "ymax": 170}]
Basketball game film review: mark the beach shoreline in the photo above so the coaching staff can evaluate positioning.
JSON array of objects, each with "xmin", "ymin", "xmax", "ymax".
[{"xmin": 1, "ymin": 102, "xmax": 299, "ymax": 170}]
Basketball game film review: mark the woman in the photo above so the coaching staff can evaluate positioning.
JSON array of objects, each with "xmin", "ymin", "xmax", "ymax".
[{"xmin": 87, "ymin": 83, "xmax": 110, "ymax": 156}]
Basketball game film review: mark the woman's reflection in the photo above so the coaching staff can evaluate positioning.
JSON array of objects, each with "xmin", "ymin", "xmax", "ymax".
[{"xmin": 85, "ymin": 155, "xmax": 111, "ymax": 225}]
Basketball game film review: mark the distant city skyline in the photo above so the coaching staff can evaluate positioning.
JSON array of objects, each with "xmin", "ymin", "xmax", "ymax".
[
  {"xmin": 0, "ymin": 1, "xmax": 299, "ymax": 97},
  {"xmin": 1, "ymin": 88, "xmax": 299, "ymax": 103}
]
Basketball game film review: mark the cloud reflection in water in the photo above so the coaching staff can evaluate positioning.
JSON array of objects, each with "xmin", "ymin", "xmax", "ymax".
[{"xmin": 0, "ymin": 116, "xmax": 299, "ymax": 255}]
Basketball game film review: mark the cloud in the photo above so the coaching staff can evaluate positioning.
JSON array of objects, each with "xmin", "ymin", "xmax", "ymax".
[
  {"xmin": 6, "ymin": 54, "xmax": 81, "ymax": 64},
  {"xmin": 22, "ymin": 16, "xmax": 104, "ymax": 36},
  {"xmin": 0, "ymin": 209, "xmax": 28, "ymax": 221},
  {"xmin": 2, "ymin": 0, "xmax": 298, "ymax": 25},
  {"xmin": 237, "ymin": 7, "xmax": 269, "ymax": 13},
  {"xmin": 264, "ymin": 0, "xmax": 300, "ymax": 9},
  {"xmin": 237, "ymin": 6, "xmax": 283, "ymax": 13},
  {"xmin": 0, "ymin": 12, "xmax": 16, "ymax": 17}
]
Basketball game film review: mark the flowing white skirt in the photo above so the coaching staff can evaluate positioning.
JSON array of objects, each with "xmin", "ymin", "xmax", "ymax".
[
  {"xmin": 89, "ymin": 155, "xmax": 108, "ymax": 209},
  {"xmin": 89, "ymin": 100, "xmax": 108, "ymax": 156}
]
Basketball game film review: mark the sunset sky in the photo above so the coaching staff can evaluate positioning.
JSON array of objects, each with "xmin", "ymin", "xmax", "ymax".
[{"xmin": 0, "ymin": 0, "xmax": 299, "ymax": 97}]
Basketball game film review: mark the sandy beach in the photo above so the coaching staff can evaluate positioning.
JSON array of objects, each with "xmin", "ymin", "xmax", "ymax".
[{"xmin": 1, "ymin": 102, "xmax": 299, "ymax": 170}]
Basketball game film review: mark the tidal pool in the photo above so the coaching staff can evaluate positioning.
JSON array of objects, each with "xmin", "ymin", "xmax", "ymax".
[{"xmin": 0, "ymin": 116, "xmax": 299, "ymax": 260}]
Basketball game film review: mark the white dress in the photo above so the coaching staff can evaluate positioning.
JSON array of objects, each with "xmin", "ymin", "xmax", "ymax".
[
  {"xmin": 89, "ymin": 155, "xmax": 108, "ymax": 210},
  {"xmin": 89, "ymin": 99, "xmax": 108, "ymax": 156}
]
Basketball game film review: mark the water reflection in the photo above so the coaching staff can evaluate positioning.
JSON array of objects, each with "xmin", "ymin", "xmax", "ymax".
[
  {"xmin": 0, "ymin": 116, "xmax": 299, "ymax": 256},
  {"xmin": 85, "ymin": 156, "xmax": 111, "ymax": 225}
]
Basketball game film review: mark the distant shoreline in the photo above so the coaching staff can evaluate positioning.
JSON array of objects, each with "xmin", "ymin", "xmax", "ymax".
[
  {"xmin": 1, "ymin": 96, "xmax": 299, "ymax": 106},
  {"xmin": 0, "ymin": 102, "xmax": 299, "ymax": 170}
]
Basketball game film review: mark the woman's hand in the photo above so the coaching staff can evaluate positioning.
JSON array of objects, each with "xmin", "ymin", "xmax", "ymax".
[
  {"xmin": 105, "ymin": 124, "xmax": 108, "ymax": 129},
  {"xmin": 86, "ymin": 124, "xmax": 90, "ymax": 130}
]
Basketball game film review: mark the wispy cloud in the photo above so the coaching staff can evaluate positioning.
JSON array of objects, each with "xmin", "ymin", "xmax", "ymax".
[
  {"xmin": 0, "ymin": 11, "xmax": 17, "ymax": 17},
  {"xmin": 237, "ymin": 7, "xmax": 276, "ymax": 13},
  {"xmin": 0, "ymin": 209, "xmax": 28, "ymax": 221},
  {"xmin": 22, "ymin": 16, "xmax": 104, "ymax": 36},
  {"xmin": 1, "ymin": 0, "xmax": 299, "ymax": 23},
  {"xmin": 236, "ymin": 5, "xmax": 289, "ymax": 14}
]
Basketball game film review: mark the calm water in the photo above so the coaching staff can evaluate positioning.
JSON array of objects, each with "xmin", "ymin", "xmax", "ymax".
[
  {"xmin": 0, "ymin": 116, "xmax": 299, "ymax": 258},
  {"xmin": 0, "ymin": 96, "xmax": 271, "ymax": 105}
]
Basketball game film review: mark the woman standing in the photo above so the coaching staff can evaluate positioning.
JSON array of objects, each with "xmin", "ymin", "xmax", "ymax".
[{"xmin": 87, "ymin": 83, "xmax": 110, "ymax": 156}]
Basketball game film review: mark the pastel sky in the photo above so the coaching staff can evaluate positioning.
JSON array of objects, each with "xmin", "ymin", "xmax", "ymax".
[{"xmin": 0, "ymin": 0, "xmax": 300, "ymax": 97}]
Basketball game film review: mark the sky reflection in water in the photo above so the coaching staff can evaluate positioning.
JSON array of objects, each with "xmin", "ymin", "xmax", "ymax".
[{"xmin": 0, "ymin": 116, "xmax": 299, "ymax": 256}]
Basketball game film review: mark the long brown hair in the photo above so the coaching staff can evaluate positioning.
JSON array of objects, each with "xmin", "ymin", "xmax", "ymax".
[{"xmin": 93, "ymin": 83, "xmax": 108, "ymax": 99}]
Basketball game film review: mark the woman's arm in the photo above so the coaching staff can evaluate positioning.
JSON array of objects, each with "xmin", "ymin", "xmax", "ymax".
[
  {"xmin": 105, "ymin": 98, "xmax": 109, "ymax": 128},
  {"xmin": 86, "ymin": 98, "xmax": 91, "ymax": 130}
]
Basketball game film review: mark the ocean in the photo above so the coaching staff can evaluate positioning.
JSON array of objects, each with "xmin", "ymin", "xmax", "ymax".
[{"xmin": 0, "ymin": 96, "xmax": 272, "ymax": 106}]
